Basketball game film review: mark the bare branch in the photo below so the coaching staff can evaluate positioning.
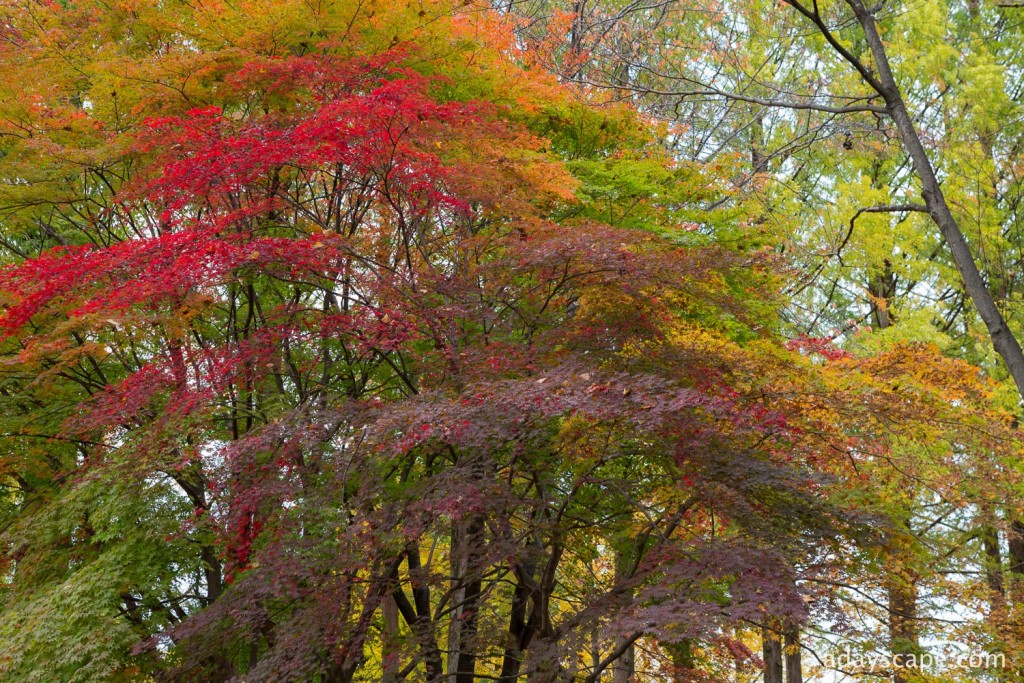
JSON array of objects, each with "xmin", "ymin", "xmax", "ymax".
[{"xmin": 837, "ymin": 203, "xmax": 927, "ymax": 266}]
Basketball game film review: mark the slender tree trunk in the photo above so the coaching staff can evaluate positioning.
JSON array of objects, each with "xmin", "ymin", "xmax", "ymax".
[
  {"xmin": 978, "ymin": 528, "xmax": 1003, "ymax": 618},
  {"xmin": 751, "ymin": 112, "xmax": 767, "ymax": 174},
  {"xmin": 611, "ymin": 635, "xmax": 636, "ymax": 683},
  {"xmin": 446, "ymin": 523, "xmax": 465, "ymax": 683},
  {"xmin": 499, "ymin": 565, "xmax": 536, "ymax": 682},
  {"xmin": 983, "ymin": 524, "xmax": 1005, "ymax": 600},
  {"xmin": 868, "ymin": 259, "xmax": 896, "ymax": 329},
  {"xmin": 200, "ymin": 545, "xmax": 224, "ymax": 603},
  {"xmin": 1009, "ymin": 521, "xmax": 1024, "ymax": 683},
  {"xmin": 382, "ymin": 595, "xmax": 400, "ymax": 683},
  {"xmin": 886, "ymin": 573, "xmax": 919, "ymax": 683},
  {"xmin": 784, "ymin": 624, "xmax": 802, "ymax": 683},
  {"xmin": 612, "ymin": 549, "xmax": 636, "ymax": 683},
  {"xmin": 410, "ymin": 545, "xmax": 444, "ymax": 680},
  {"xmin": 763, "ymin": 628, "xmax": 783, "ymax": 683},
  {"xmin": 453, "ymin": 515, "xmax": 484, "ymax": 683},
  {"xmin": 1009, "ymin": 521, "xmax": 1024, "ymax": 575},
  {"xmin": 393, "ymin": 545, "xmax": 445, "ymax": 682},
  {"xmin": 1007, "ymin": 520, "xmax": 1024, "ymax": 605}
]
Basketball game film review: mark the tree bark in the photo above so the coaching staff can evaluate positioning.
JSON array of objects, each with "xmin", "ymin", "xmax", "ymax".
[
  {"xmin": 1008, "ymin": 520, "xmax": 1024, "ymax": 602},
  {"xmin": 612, "ymin": 548, "xmax": 636, "ymax": 683},
  {"xmin": 393, "ymin": 545, "xmax": 445, "ymax": 682},
  {"xmin": 453, "ymin": 515, "xmax": 484, "ymax": 683},
  {"xmin": 984, "ymin": 525, "xmax": 1005, "ymax": 598},
  {"xmin": 784, "ymin": 624, "xmax": 802, "ymax": 683},
  {"xmin": 446, "ymin": 522, "xmax": 465, "ymax": 683},
  {"xmin": 763, "ymin": 628, "xmax": 783, "ymax": 683},
  {"xmin": 382, "ymin": 595, "xmax": 400, "ymax": 683},
  {"xmin": 886, "ymin": 573, "xmax": 919, "ymax": 683},
  {"xmin": 868, "ymin": 259, "xmax": 896, "ymax": 330},
  {"xmin": 499, "ymin": 559, "xmax": 538, "ymax": 683},
  {"xmin": 611, "ymin": 634, "xmax": 636, "ymax": 683}
]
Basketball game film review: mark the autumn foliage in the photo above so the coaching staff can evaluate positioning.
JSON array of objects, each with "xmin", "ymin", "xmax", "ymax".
[{"xmin": 0, "ymin": 1, "xmax": 1019, "ymax": 683}]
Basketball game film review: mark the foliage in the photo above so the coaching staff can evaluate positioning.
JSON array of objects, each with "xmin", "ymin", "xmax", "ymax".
[{"xmin": 0, "ymin": 1, "xmax": 1019, "ymax": 682}]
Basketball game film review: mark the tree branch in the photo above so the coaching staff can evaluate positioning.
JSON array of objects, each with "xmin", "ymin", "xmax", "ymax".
[{"xmin": 836, "ymin": 203, "xmax": 927, "ymax": 266}]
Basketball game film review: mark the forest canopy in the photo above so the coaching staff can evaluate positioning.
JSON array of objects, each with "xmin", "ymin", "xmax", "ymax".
[{"xmin": 0, "ymin": 1, "xmax": 1022, "ymax": 682}]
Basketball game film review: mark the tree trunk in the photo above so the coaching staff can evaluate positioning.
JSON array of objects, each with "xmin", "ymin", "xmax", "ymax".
[
  {"xmin": 983, "ymin": 524, "xmax": 1005, "ymax": 599},
  {"xmin": 611, "ymin": 635, "xmax": 636, "ymax": 683},
  {"xmin": 499, "ymin": 562, "xmax": 537, "ymax": 683},
  {"xmin": 446, "ymin": 522, "xmax": 465, "ymax": 683},
  {"xmin": 886, "ymin": 573, "xmax": 919, "ymax": 683},
  {"xmin": 763, "ymin": 628, "xmax": 783, "ymax": 683},
  {"xmin": 392, "ymin": 545, "xmax": 445, "ymax": 682},
  {"xmin": 612, "ymin": 548, "xmax": 636, "ymax": 683},
  {"xmin": 382, "ymin": 595, "xmax": 400, "ymax": 683},
  {"xmin": 784, "ymin": 624, "xmax": 802, "ymax": 683},
  {"xmin": 868, "ymin": 259, "xmax": 896, "ymax": 329},
  {"xmin": 453, "ymin": 515, "xmax": 484, "ymax": 683},
  {"xmin": 1008, "ymin": 520, "xmax": 1024, "ymax": 604}
]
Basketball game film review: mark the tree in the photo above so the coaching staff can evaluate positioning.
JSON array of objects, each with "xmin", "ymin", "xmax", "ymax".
[
  {"xmin": 0, "ymin": 2, "xmax": 1021, "ymax": 682},
  {"xmin": 0, "ymin": 7, "xmax": 845, "ymax": 678}
]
